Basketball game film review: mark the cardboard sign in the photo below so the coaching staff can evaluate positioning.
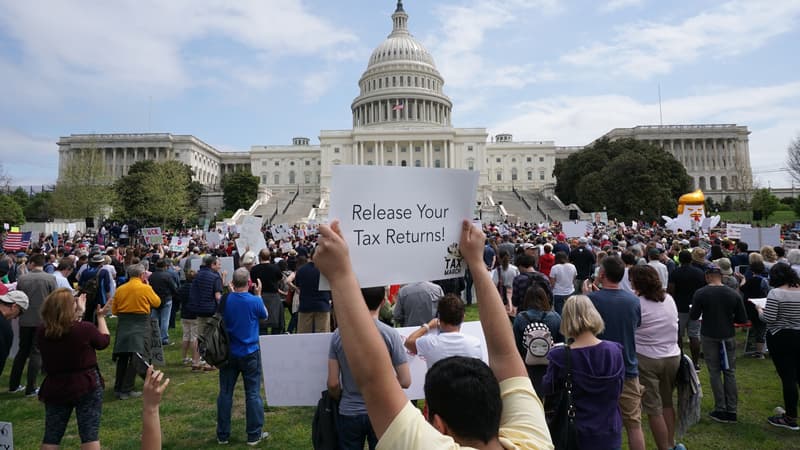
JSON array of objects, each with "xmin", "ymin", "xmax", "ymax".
[
  {"xmin": 739, "ymin": 226, "xmax": 781, "ymax": 250},
  {"xmin": 726, "ymin": 223, "xmax": 751, "ymax": 240},
  {"xmin": 189, "ymin": 258, "xmax": 202, "ymax": 272},
  {"xmin": 170, "ymin": 236, "xmax": 187, "ymax": 252},
  {"xmin": 260, "ymin": 321, "xmax": 488, "ymax": 406},
  {"xmin": 562, "ymin": 221, "xmax": 591, "ymax": 238},
  {"xmin": 324, "ymin": 165, "xmax": 478, "ymax": 289},
  {"xmin": 142, "ymin": 227, "xmax": 162, "ymax": 246},
  {"xmin": 241, "ymin": 215, "xmax": 263, "ymax": 232}
]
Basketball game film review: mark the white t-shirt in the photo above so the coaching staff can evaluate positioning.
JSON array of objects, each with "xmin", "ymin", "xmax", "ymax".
[
  {"xmin": 549, "ymin": 263, "xmax": 577, "ymax": 295},
  {"xmin": 492, "ymin": 264, "xmax": 519, "ymax": 287},
  {"xmin": 415, "ymin": 331, "xmax": 483, "ymax": 368}
]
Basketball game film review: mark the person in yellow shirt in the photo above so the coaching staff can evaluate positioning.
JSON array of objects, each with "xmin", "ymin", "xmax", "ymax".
[
  {"xmin": 111, "ymin": 264, "xmax": 161, "ymax": 400},
  {"xmin": 314, "ymin": 220, "xmax": 553, "ymax": 449}
]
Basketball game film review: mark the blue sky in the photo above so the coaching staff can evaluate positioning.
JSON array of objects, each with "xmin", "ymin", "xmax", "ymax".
[{"xmin": 1, "ymin": 0, "xmax": 799, "ymax": 188}]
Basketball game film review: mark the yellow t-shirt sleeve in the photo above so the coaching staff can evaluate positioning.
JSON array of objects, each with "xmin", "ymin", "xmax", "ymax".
[{"xmin": 376, "ymin": 377, "xmax": 553, "ymax": 450}]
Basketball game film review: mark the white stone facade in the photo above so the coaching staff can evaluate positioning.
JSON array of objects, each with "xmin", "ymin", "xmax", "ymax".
[{"xmin": 56, "ymin": 2, "xmax": 751, "ymax": 208}]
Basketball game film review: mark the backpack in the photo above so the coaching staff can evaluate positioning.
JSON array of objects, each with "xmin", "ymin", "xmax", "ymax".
[
  {"xmin": 311, "ymin": 390, "xmax": 339, "ymax": 450},
  {"xmin": 198, "ymin": 296, "xmax": 229, "ymax": 368},
  {"xmin": 82, "ymin": 269, "xmax": 104, "ymax": 306},
  {"xmin": 522, "ymin": 311, "xmax": 554, "ymax": 366}
]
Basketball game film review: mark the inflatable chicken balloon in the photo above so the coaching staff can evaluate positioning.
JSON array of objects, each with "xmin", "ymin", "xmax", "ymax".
[{"xmin": 662, "ymin": 190, "xmax": 720, "ymax": 232}]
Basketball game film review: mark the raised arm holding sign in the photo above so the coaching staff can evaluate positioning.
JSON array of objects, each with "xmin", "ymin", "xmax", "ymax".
[{"xmin": 314, "ymin": 220, "xmax": 553, "ymax": 449}]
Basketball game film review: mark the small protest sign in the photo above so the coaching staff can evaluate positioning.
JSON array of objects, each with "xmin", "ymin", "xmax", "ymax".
[
  {"xmin": 0, "ymin": 421, "xmax": 13, "ymax": 449},
  {"xmin": 170, "ymin": 236, "xmax": 187, "ymax": 252},
  {"xmin": 142, "ymin": 227, "xmax": 162, "ymax": 246},
  {"xmin": 270, "ymin": 224, "xmax": 291, "ymax": 241},
  {"xmin": 562, "ymin": 221, "xmax": 591, "ymax": 238},
  {"xmin": 726, "ymin": 223, "xmax": 751, "ymax": 240},
  {"xmin": 739, "ymin": 226, "xmax": 781, "ymax": 249},
  {"xmin": 324, "ymin": 165, "xmax": 478, "ymax": 289},
  {"xmin": 784, "ymin": 240, "xmax": 800, "ymax": 250},
  {"xmin": 219, "ymin": 257, "xmax": 234, "ymax": 285}
]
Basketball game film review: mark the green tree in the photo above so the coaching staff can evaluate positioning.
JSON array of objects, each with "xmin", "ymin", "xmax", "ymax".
[
  {"xmin": 10, "ymin": 187, "xmax": 29, "ymax": 211},
  {"xmin": 751, "ymin": 188, "xmax": 780, "ymax": 222},
  {"xmin": 722, "ymin": 195, "xmax": 733, "ymax": 212},
  {"xmin": 222, "ymin": 171, "xmax": 259, "ymax": 212},
  {"xmin": 115, "ymin": 160, "xmax": 198, "ymax": 226},
  {"xmin": 24, "ymin": 191, "xmax": 54, "ymax": 221},
  {"xmin": 51, "ymin": 147, "xmax": 114, "ymax": 219},
  {"xmin": 553, "ymin": 138, "xmax": 692, "ymax": 221},
  {"xmin": 0, "ymin": 194, "xmax": 25, "ymax": 226}
]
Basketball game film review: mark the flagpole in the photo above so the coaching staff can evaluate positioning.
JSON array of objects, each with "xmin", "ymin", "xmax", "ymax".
[{"xmin": 658, "ymin": 84, "xmax": 663, "ymax": 126}]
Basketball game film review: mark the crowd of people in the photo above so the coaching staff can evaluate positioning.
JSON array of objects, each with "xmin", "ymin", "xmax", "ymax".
[{"xmin": 1, "ymin": 216, "xmax": 800, "ymax": 448}]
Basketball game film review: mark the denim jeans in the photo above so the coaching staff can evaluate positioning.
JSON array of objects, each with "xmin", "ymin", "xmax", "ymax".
[
  {"xmin": 553, "ymin": 293, "xmax": 574, "ymax": 316},
  {"xmin": 217, "ymin": 350, "xmax": 265, "ymax": 442},
  {"xmin": 151, "ymin": 300, "xmax": 172, "ymax": 343},
  {"xmin": 702, "ymin": 336, "xmax": 738, "ymax": 413},
  {"xmin": 337, "ymin": 413, "xmax": 377, "ymax": 450}
]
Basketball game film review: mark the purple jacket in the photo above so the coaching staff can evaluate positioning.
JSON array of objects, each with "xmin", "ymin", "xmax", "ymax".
[{"xmin": 542, "ymin": 340, "xmax": 625, "ymax": 450}]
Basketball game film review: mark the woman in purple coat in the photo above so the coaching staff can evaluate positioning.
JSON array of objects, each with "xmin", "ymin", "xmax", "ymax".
[{"xmin": 543, "ymin": 295, "xmax": 625, "ymax": 450}]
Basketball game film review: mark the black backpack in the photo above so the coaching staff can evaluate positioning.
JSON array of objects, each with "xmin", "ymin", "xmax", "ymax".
[
  {"xmin": 312, "ymin": 390, "xmax": 339, "ymax": 450},
  {"xmin": 198, "ymin": 296, "xmax": 229, "ymax": 368}
]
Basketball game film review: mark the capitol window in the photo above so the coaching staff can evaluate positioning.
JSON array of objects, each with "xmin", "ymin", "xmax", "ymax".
[
  {"xmin": 261, "ymin": 161, "xmax": 266, "ymax": 166},
  {"xmin": 401, "ymin": 147, "xmax": 407, "ymax": 153},
  {"xmin": 261, "ymin": 175, "xmax": 267, "ymax": 184},
  {"xmin": 401, "ymin": 160, "xmax": 407, "ymax": 166},
  {"xmin": 289, "ymin": 171, "xmax": 296, "ymax": 184},
  {"xmin": 496, "ymin": 157, "xmax": 501, "ymax": 163},
  {"xmin": 434, "ymin": 147, "xmax": 440, "ymax": 152},
  {"xmin": 305, "ymin": 160, "xmax": 310, "ymax": 166},
  {"xmin": 367, "ymin": 161, "xmax": 374, "ymax": 165},
  {"xmin": 539, "ymin": 157, "xmax": 544, "ymax": 162},
  {"xmin": 415, "ymin": 160, "xmax": 421, "ymax": 167},
  {"xmin": 527, "ymin": 157, "xmax": 532, "ymax": 162},
  {"xmin": 274, "ymin": 173, "xmax": 280, "ymax": 184},
  {"xmin": 334, "ymin": 147, "xmax": 340, "ymax": 153},
  {"xmin": 467, "ymin": 159, "xmax": 474, "ymax": 170},
  {"xmin": 527, "ymin": 171, "xmax": 533, "ymax": 181},
  {"xmin": 387, "ymin": 160, "xmax": 393, "ymax": 166},
  {"xmin": 468, "ymin": 146, "xmax": 473, "ymax": 151},
  {"xmin": 512, "ymin": 158, "xmax": 516, "ymax": 162},
  {"xmin": 511, "ymin": 168, "xmax": 518, "ymax": 181},
  {"xmin": 304, "ymin": 173, "xmax": 311, "ymax": 184},
  {"xmin": 415, "ymin": 147, "xmax": 421, "ymax": 152},
  {"xmin": 290, "ymin": 161, "xmax": 295, "ymax": 166},
  {"xmin": 435, "ymin": 160, "xmax": 441, "ymax": 168},
  {"xmin": 539, "ymin": 171, "xmax": 545, "ymax": 180},
  {"xmin": 274, "ymin": 161, "xmax": 279, "ymax": 166},
  {"xmin": 496, "ymin": 172, "xmax": 502, "ymax": 181}
]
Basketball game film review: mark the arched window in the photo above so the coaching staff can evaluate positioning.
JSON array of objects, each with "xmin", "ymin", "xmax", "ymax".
[
  {"xmin": 304, "ymin": 172, "xmax": 311, "ymax": 184},
  {"xmin": 699, "ymin": 177, "xmax": 706, "ymax": 190},
  {"xmin": 289, "ymin": 171, "xmax": 296, "ymax": 184},
  {"xmin": 274, "ymin": 173, "xmax": 280, "ymax": 185},
  {"xmin": 710, "ymin": 176, "xmax": 717, "ymax": 190},
  {"xmin": 721, "ymin": 176, "xmax": 728, "ymax": 190},
  {"xmin": 415, "ymin": 160, "xmax": 421, "ymax": 167},
  {"xmin": 401, "ymin": 160, "xmax": 407, "ymax": 167},
  {"xmin": 261, "ymin": 174, "xmax": 267, "ymax": 184},
  {"xmin": 511, "ymin": 167, "xmax": 518, "ymax": 181},
  {"xmin": 387, "ymin": 160, "xmax": 394, "ymax": 166},
  {"xmin": 467, "ymin": 158, "xmax": 475, "ymax": 171}
]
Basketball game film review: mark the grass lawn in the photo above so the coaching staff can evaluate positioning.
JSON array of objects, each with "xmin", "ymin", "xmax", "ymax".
[
  {"xmin": 719, "ymin": 210, "xmax": 797, "ymax": 226},
  {"xmin": 2, "ymin": 306, "xmax": 799, "ymax": 449}
]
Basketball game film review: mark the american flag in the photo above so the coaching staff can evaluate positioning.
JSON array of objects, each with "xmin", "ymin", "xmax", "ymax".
[
  {"xmin": 3, "ymin": 231, "xmax": 32, "ymax": 251},
  {"xmin": 392, "ymin": 102, "xmax": 404, "ymax": 111}
]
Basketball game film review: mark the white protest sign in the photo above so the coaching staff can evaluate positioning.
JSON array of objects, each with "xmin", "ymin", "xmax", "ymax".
[
  {"xmin": 784, "ymin": 240, "xmax": 800, "ymax": 250},
  {"xmin": 260, "ymin": 321, "xmax": 488, "ymax": 406},
  {"xmin": 241, "ymin": 215, "xmax": 263, "ymax": 233},
  {"xmin": 324, "ymin": 165, "xmax": 478, "ymax": 289},
  {"xmin": 189, "ymin": 258, "xmax": 201, "ymax": 272},
  {"xmin": 235, "ymin": 233, "xmax": 267, "ymax": 257},
  {"xmin": 562, "ymin": 221, "xmax": 591, "ymax": 238},
  {"xmin": 0, "ymin": 421, "xmax": 13, "ymax": 449},
  {"xmin": 726, "ymin": 223, "xmax": 751, "ymax": 240},
  {"xmin": 219, "ymin": 256, "xmax": 234, "ymax": 285},
  {"xmin": 142, "ymin": 227, "xmax": 162, "ymax": 246},
  {"xmin": 67, "ymin": 222, "xmax": 77, "ymax": 237},
  {"xmin": 749, "ymin": 298, "xmax": 767, "ymax": 309},
  {"xmin": 280, "ymin": 242, "xmax": 293, "ymax": 253},
  {"xmin": 206, "ymin": 231, "xmax": 222, "ymax": 248},
  {"xmin": 739, "ymin": 226, "xmax": 781, "ymax": 250},
  {"xmin": 270, "ymin": 224, "xmax": 291, "ymax": 241},
  {"xmin": 170, "ymin": 236, "xmax": 188, "ymax": 252}
]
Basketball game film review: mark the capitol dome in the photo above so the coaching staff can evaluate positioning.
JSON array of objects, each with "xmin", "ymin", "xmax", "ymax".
[{"xmin": 351, "ymin": 1, "xmax": 452, "ymax": 128}]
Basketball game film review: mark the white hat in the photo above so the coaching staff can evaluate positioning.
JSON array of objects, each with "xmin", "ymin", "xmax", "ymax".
[{"xmin": 0, "ymin": 289, "xmax": 29, "ymax": 312}]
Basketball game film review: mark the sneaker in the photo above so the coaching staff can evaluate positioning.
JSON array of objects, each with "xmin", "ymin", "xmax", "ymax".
[
  {"xmin": 751, "ymin": 352, "xmax": 766, "ymax": 359},
  {"xmin": 25, "ymin": 388, "xmax": 39, "ymax": 398},
  {"xmin": 246, "ymin": 431, "xmax": 270, "ymax": 446},
  {"xmin": 217, "ymin": 439, "xmax": 229, "ymax": 445},
  {"xmin": 116, "ymin": 391, "xmax": 142, "ymax": 400},
  {"xmin": 8, "ymin": 385, "xmax": 25, "ymax": 394},
  {"xmin": 726, "ymin": 412, "xmax": 737, "ymax": 423},
  {"xmin": 183, "ymin": 357, "xmax": 193, "ymax": 365},
  {"xmin": 768, "ymin": 414, "xmax": 800, "ymax": 430},
  {"xmin": 709, "ymin": 410, "xmax": 732, "ymax": 423},
  {"xmin": 672, "ymin": 443, "xmax": 687, "ymax": 450}
]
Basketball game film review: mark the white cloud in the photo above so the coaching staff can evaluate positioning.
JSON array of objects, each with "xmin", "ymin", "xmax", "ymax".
[
  {"xmin": 599, "ymin": 0, "xmax": 645, "ymax": 13},
  {"xmin": 302, "ymin": 70, "xmax": 339, "ymax": 104},
  {"xmin": 427, "ymin": 0, "xmax": 561, "ymax": 90},
  {"xmin": 491, "ymin": 81, "xmax": 800, "ymax": 187},
  {"xmin": 562, "ymin": 0, "xmax": 800, "ymax": 79},
  {"xmin": 0, "ymin": 0, "xmax": 358, "ymax": 103},
  {"xmin": 0, "ymin": 129, "xmax": 58, "ymax": 185}
]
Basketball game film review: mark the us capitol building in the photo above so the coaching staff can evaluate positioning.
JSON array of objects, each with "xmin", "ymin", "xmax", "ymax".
[{"xmin": 57, "ymin": 1, "xmax": 752, "ymax": 222}]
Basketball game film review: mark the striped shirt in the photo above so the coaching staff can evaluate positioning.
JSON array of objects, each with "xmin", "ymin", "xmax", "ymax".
[{"xmin": 762, "ymin": 287, "xmax": 800, "ymax": 335}]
